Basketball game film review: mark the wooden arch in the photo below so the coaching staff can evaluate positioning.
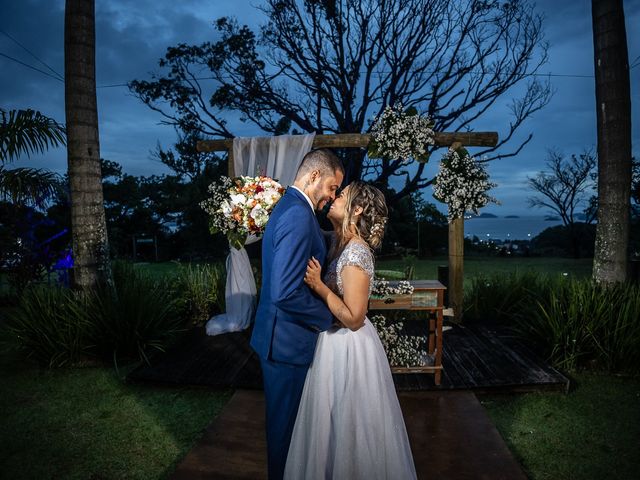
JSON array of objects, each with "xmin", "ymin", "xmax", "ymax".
[{"xmin": 198, "ymin": 130, "xmax": 499, "ymax": 322}]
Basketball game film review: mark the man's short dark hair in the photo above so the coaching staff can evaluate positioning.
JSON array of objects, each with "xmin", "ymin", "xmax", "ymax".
[{"xmin": 295, "ymin": 149, "xmax": 344, "ymax": 180}]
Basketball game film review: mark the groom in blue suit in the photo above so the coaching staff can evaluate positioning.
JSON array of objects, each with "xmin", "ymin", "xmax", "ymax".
[{"xmin": 251, "ymin": 149, "xmax": 344, "ymax": 480}]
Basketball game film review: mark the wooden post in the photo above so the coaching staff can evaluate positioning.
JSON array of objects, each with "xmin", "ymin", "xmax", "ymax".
[
  {"xmin": 227, "ymin": 146, "xmax": 235, "ymax": 177},
  {"xmin": 448, "ymin": 141, "xmax": 465, "ymax": 323},
  {"xmin": 448, "ymin": 217, "xmax": 464, "ymax": 323}
]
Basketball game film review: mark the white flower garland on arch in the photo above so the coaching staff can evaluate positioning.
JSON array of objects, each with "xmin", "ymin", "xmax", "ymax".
[
  {"xmin": 368, "ymin": 104, "xmax": 435, "ymax": 163},
  {"xmin": 433, "ymin": 148, "xmax": 498, "ymax": 222}
]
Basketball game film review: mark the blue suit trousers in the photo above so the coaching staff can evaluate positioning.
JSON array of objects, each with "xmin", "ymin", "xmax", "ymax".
[{"xmin": 260, "ymin": 357, "xmax": 309, "ymax": 480}]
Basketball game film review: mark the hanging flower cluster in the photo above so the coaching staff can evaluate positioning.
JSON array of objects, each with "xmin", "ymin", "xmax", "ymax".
[
  {"xmin": 370, "ymin": 314, "xmax": 429, "ymax": 368},
  {"xmin": 371, "ymin": 278, "xmax": 415, "ymax": 297},
  {"xmin": 200, "ymin": 175, "xmax": 285, "ymax": 249},
  {"xmin": 432, "ymin": 148, "xmax": 498, "ymax": 222},
  {"xmin": 368, "ymin": 105, "xmax": 435, "ymax": 163}
]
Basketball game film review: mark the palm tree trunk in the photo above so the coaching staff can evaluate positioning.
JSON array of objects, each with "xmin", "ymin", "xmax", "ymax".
[
  {"xmin": 591, "ymin": 0, "xmax": 632, "ymax": 283},
  {"xmin": 65, "ymin": 0, "xmax": 111, "ymax": 289}
]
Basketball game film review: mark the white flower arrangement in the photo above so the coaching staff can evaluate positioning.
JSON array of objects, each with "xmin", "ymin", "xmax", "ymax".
[
  {"xmin": 372, "ymin": 278, "xmax": 415, "ymax": 297},
  {"xmin": 368, "ymin": 105, "xmax": 435, "ymax": 163},
  {"xmin": 432, "ymin": 147, "xmax": 499, "ymax": 222},
  {"xmin": 370, "ymin": 314, "xmax": 428, "ymax": 368},
  {"xmin": 200, "ymin": 175, "xmax": 285, "ymax": 249}
]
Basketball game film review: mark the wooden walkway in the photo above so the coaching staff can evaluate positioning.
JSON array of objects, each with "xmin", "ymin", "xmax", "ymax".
[
  {"xmin": 128, "ymin": 323, "xmax": 569, "ymax": 393},
  {"xmin": 170, "ymin": 389, "xmax": 528, "ymax": 480}
]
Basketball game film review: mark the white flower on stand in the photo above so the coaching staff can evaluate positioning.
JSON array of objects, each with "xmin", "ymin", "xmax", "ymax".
[
  {"xmin": 372, "ymin": 278, "xmax": 415, "ymax": 297},
  {"xmin": 371, "ymin": 314, "xmax": 428, "ymax": 368}
]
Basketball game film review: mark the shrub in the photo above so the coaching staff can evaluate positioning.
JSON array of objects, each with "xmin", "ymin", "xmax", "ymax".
[
  {"xmin": 524, "ymin": 280, "xmax": 640, "ymax": 373},
  {"xmin": 464, "ymin": 271, "xmax": 551, "ymax": 324},
  {"xmin": 173, "ymin": 263, "xmax": 225, "ymax": 325},
  {"xmin": 7, "ymin": 262, "xmax": 189, "ymax": 367},
  {"xmin": 88, "ymin": 262, "xmax": 184, "ymax": 364},
  {"xmin": 465, "ymin": 272, "xmax": 640, "ymax": 374},
  {"xmin": 6, "ymin": 286, "xmax": 92, "ymax": 367}
]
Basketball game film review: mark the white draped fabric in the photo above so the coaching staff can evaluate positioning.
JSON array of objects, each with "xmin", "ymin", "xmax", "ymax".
[{"xmin": 205, "ymin": 133, "xmax": 316, "ymax": 336}]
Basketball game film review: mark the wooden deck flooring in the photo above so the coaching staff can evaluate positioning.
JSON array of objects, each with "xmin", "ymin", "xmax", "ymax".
[
  {"xmin": 128, "ymin": 322, "xmax": 569, "ymax": 393},
  {"xmin": 170, "ymin": 389, "xmax": 527, "ymax": 480}
]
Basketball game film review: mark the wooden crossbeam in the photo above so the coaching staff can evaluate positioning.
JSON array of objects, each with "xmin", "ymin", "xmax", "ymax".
[
  {"xmin": 197, "ymin": 131, "xmax": 498, "ymax": 153},
  {"xmin": 198, "ymin": 131, "xmax": 499, "ymax": 324}
]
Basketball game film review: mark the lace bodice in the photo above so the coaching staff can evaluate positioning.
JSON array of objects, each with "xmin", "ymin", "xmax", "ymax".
[{"xmin": 324, "ymin": 241, "xmax": 375, "ymax": 296}]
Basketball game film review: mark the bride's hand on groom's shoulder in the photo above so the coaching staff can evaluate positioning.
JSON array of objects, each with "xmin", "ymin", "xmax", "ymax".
[{"xmin": 304, "ymin": 257, "xmax": 323, "ymax": 292}]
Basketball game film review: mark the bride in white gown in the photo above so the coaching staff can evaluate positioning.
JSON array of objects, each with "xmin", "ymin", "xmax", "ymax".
[{"xmin": 284, "ymin": 181, "xmax": 417, "ymax": 480}]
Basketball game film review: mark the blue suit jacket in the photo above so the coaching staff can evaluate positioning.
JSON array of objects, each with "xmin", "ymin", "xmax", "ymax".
[{"xmin": 250, "ymin": 187, "xmax": 334, "ymax": 366}]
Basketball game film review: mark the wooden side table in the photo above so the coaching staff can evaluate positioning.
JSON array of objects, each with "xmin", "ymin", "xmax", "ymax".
[{"xmin": 369, "ymin": 280, "xmax": 446, "ymax": 385}]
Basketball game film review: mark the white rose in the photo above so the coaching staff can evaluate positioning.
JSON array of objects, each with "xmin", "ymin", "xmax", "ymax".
[
  {"xmin": 220, "ymin": 200, "xmax": 232, "ymax": 215},
  {"xmin": 229, "ymin": 193, "xmax": 246, "ymax": 206},
  {"xmin": 250, "ymin": 204, "xmax": 269, "ymax": 227}
]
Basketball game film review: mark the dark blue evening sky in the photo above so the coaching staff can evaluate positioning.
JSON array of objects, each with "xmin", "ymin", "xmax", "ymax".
[{"xmin": 1, "ymin": 0, "xmax": 639, "ymax": 216}]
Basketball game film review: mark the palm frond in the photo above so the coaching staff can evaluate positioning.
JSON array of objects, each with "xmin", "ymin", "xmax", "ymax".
[
  {"xmin": 0, "ymin": 165, "xmax": 63, "ymax": 207},
  {"xmin": 0, "ymin": 108, "xmax": 66, "ymax": 163}
]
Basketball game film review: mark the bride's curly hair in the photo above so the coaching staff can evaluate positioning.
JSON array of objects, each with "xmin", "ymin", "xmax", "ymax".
[{"xmin": 339, "ymin": 181, "xmax": 389, "ymax": 250}]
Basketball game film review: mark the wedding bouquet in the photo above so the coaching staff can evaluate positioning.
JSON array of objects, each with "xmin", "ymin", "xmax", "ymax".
[{"xmin": 200, "ymin": 175, "xmax": 285, "ymax": 249}]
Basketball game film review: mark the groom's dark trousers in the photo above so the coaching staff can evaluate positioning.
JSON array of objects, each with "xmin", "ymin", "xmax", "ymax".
[{"xmin": 250, "ymin": 188, "xmax": 333, "ymax": 480}]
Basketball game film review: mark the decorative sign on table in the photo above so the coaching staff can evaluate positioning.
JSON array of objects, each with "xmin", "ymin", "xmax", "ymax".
[{"xmin": 370, "ymin": 280, "xmax": 444, "ymax": 310}]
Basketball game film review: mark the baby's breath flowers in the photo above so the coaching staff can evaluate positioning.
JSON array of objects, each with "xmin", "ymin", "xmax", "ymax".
[
  {"xmin": 368, "ymin": 105, "xmax": 435, "ymax": 163},
  {"xmin": 370, "ymin": 314, "xmax": 428, "ymax": 368},
  {"xmin": 433, "ymin": 148, "xmax": 499, "ymax": 222},
  {"xmin": 200, "ymin": 175, "xmax": 285, "ymax": 249},
  {"xmin": 372, "ymin": 278, "xmax": 415, "ymax": 297}
]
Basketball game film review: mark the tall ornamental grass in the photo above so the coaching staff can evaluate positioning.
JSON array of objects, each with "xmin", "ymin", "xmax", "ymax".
[
  {"xmin": 6, "ymin": 286, "xmax": 92, "ymax": 367},
  {"xmin": 464, "ymin": 272, "xmax": 550, "ymax": 324},
  {"xmin": 89, "ymin": 262, "xmax": 184, "ymax": 364},
  {"xmin": 465, "ymin": 273, "xmax": 640, "ymax": 374},
  {"xmin": 5, "ymin": 262, "xmax": 225, "ymax": 367},
  {"xmin": 173, "ymin": 263, "xmax": 225, "ymax": 325}
]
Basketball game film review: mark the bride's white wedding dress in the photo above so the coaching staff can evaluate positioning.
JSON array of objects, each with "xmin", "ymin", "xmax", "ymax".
[{"xmin": 284, "ymin": 241, "xmax": 417, "ymax": 479}]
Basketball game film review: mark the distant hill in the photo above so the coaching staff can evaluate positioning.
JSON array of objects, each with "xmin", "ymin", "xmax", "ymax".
[
  {"xmin": 504, "ymin": 215, "xmax": 520, "ymax": 218},
  {"xmin": 469, "ymin": 212, "xmax": 498, "ymax": 219},
  {"xmin": 544, "ymin": 215, "xmax": 561, "ymax": 221}
]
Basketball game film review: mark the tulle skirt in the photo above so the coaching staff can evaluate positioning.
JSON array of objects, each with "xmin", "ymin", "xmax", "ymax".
[{"xmin": 284, "ymin": 318, "xmax": 417, "ymax": 479}]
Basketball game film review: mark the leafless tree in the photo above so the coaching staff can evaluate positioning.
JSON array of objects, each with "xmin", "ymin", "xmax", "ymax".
[
  {"xmin": 528, "ymin": 150, "xmax": 596, "ymax": 258},
  {"xmin": 131, "ymin": 0, "xmax": 551, "ymax": 202}
]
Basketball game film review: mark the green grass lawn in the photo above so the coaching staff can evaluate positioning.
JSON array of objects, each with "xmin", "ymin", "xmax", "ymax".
[
  {"xmin": 0, "ymin": 325, "xmax": 231, "ymax": 480},
  {"xmin": 136, "ymin": 256, "xmax": 594, "ymax": 283},
  {"xmin": 3, "ymin": 344, "xmax": 637, "ymax": 480},
  {"xmin": 5, "ymin": 256, "xmax": 635, "ymax": 480},
  {"xmin": 481, "ymin": 373, "xmax": 640, "ymax": 480},
  {"xmin": 377, "ymin": 255, "xmax": 594, "ymax": 280}
]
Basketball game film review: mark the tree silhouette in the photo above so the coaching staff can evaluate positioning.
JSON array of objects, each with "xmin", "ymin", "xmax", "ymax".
[
  {"xmin": 528, "ymin": 150, "xmax": 597, "ymax": 258},
  {"xmin": 131, "ymin": 0, "xmax": 551, "ymax": 201}
]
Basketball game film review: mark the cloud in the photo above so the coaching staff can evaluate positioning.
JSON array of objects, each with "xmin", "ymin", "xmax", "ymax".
[{"xmin": 1, "ymin": 0, "xmax": 638, "ymax": 215}]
